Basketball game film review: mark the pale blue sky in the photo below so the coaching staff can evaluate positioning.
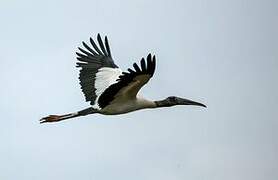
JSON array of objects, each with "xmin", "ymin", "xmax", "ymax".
[{"xmin": 0, "ymin": 0, "xmax": 277, "ymax": 179}]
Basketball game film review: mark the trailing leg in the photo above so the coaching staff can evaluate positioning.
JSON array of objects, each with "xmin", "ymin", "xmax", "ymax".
[{"xmin": 39, "ymin": 107, "xmax": 97, "ymax": 124}]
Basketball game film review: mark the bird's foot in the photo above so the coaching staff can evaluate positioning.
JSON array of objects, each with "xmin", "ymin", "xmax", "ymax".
[{"xmin": 39, "ymin": 115, "xmax": 63, "ymax": 124}]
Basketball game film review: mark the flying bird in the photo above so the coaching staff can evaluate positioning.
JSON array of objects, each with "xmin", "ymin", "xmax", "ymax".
[{"xmin": 40, "ymin": 34, "xmax": 206, "ymax": 123}]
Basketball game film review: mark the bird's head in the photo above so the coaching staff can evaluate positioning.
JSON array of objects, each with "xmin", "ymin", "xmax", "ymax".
[{"xmin": 155, "ymin": 96, "xmax": 206, "ymax": 108}]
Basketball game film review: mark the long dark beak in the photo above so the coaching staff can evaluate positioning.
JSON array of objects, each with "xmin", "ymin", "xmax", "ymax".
[{"xmin": 179, "ymin": 98, "xmax": 207, "ymax": 108}]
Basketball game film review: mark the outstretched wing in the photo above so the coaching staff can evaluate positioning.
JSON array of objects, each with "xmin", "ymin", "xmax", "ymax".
[
  {"xmin": 76, "ymin": 34, "xmax": 122, "ymax": 109},
  {"xmin": 98, "ymin": 54, "xmax": 156, "ymax": 108}
]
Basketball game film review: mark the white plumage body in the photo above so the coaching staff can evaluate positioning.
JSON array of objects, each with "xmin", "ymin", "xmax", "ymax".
[{"xmin": 100, "ymin": 97, "xmax": 156, "ymax": 115}]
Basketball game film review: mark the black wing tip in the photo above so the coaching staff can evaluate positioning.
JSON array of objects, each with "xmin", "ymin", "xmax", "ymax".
[
  {"xmin": 147, "ymin": 53, "xmax": 152, "ymax": 59},
  {"xmin": 97, "ymin": 33, "xmax": 108, "ymax": 39},
  {"xmin": 141, "ymin": 57, "xmax": 147, "ymax": 72},
  {"xmin": 82, "ymin": 41, "xmax": 87, "ymax": 47},
  {"xmin": 89, "ymin": 37, "xmax": 93, "ymax": 42},
  {"xmin": 97, "ymin": 34, "xmax": 103, "ymax": 44},
  {"xmin": 146, "ymin": 53, "xmax": 156, "ymax": 76},
  {"xmin": 128, "ymin": 54, "xmax": 157, "ymax": 76},
  {"xmin": 97, "ymin": 33, "xmax": 102, "ymax": 40},
  {"xmin": 133, "ymin": 62, "xmax": 141, "ymax": 72},
  {"xmin": 76, "ymin": 52, "xmax": 83, "ymax": 57},
  {"xmin": 78, "ymin": 47, "xmax": 83, "ymax": 51},
  {"xmin": 127, "ymin": 68, "xmax": 135, "ymax": 74},
  {"xmin": 152, "ymin": 55, "xmax": 156, "ymax": 73},
  {"xmin": 96, "ymin": 34, "xmax": 108, "ymax": 56},
  {"xmin": 104, "ymin": 36, "xmax": 112, "ymax": 58},
  {"xmin": 79, "ymin": 34, "xmax": 112, "ymax": 57}
]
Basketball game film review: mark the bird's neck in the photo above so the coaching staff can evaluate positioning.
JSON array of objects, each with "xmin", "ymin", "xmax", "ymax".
[{"xmin": 136, "ymin": 97, "xmax": 157, "ymax": 109}]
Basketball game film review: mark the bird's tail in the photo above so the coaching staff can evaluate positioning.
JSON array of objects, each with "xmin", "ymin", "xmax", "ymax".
[{"xmin": 39, "ymin": 113, "xmax": 79, "ymax": 124}]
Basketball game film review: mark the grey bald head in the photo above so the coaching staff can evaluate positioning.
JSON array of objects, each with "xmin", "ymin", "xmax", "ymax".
[{"xmin": 155, "ymin": 96, "xmax": 206, "ymax": 108}]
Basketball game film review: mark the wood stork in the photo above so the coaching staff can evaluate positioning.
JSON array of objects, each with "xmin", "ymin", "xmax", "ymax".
[{"xmin": 40, "ymin": 34, "xmax": 206, "ymax": 123}]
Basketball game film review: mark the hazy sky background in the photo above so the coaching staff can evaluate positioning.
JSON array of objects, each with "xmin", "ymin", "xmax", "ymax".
[{"xmin": 0, "ymin": 0, "xmax": 277, "ymax": 179}]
